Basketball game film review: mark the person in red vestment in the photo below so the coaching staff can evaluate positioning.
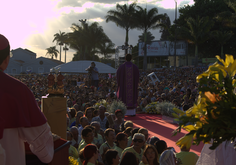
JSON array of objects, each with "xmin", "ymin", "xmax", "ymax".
[
  {"xmin": 116, "ymin": 54, "xmax": 139, "ymax": 116},
  {"xmin": 0, "ymin": 34, "xmax": 54, "ymax": 165}
]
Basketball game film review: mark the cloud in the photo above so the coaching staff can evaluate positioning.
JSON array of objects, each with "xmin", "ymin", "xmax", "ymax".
[
  {"xmin": 57, "ymin": 0, "xmax": 83, "ymax": 8},
  {"xmin": 29, "ymin": 1, "xmax": 179, "ymax": 61},
  {"xmin": 4, "ymin": 0, "xmax": 194, "ymax": 63}
]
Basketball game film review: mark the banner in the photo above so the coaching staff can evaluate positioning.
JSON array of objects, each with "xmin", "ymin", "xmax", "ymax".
[{"xmin": 138, "ymin": 40, "xmax": 187, "ymax": 56}]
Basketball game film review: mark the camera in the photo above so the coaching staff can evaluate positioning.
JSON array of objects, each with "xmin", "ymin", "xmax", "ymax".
[{"xmin": 87, "ymin": 65, "xmax": 94, "ymax": 73}]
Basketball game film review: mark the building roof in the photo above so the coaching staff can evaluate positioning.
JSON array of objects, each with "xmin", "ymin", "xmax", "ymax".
[
  {"xmin": 50, "ymin": 60, "xmax": 117, "ymax": 74},
  {"xmin": 37, "ymin": 57, "xmax": 64, "ymax": 65},
  {"xmin": 14, "ymin": 60, "xmax": 25, "ymax": 63}
]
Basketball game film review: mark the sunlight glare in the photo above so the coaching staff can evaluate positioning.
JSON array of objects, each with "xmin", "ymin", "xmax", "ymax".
[
  {"xmin": 58, "ymin": 7, "xmax": 84, "ymax": 14},
  {"xmin": 104, "ymin": 4, "xmax": 116, "ymax": 8},
  {"xmin": 90, "ymin": 17, "xmax": 104, "ymax": 22},
  {"xmin": 157, "ymin": 0, "xmax": 176, "ymax": 9}
]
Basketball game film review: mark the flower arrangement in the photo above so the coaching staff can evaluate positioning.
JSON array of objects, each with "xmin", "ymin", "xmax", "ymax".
[
  {"xmin": 144, "ymin": 102, "xmax": 160, "ymax": 114},
  {"xmin": 108, "ymin": 100, "xmax": 127, "ymax": 116},
  {"xmin": 69, "ymin": 156, "xmax": 79, "ymax": 165},
  {"xmin": 93, "ymin": 99, "xmax": 108, "ymax": 110},
  {"xmin": 157, "ymin": 101, "xmax": 178, "ymax": 117},
  {"xmin": 173, "ymin": 55, "xmax": 236, "ymax": 150}
]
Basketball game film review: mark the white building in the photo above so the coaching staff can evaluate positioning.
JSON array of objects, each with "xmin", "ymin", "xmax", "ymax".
[
  {"xmin": 5, "ymin": 48, "xmax": 64, "ymax": 75},
  {"xmin": 51, "ymin": 60, "xmax": 117, "ymax": 74}
]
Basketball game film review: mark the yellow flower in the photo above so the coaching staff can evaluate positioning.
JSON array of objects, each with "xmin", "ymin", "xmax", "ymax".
[
  {"xmin": 196, "ymin": 69, "xmax": 211, "ymax": 82},
  {"xmin": 216, "ymin": 55, "xmax": 236, "ymax": 77},
  {"xmin": 186, "ymin": 102, "xmax": 205, "ymax": 117},
  {"xmin": 197, "ymin": 55, "xmax": 236, "ymax": 83},
  {"xmin": 176, "ymin": 134, "xmax": 194, "ymax": 150},
  {"xmin": 173, "ymin": 108, "xmax": 185, "ymax": 116},
  {"xmin": 69, "ymin": 156, "xmax": 79, "ymax": 165},
  {"xmin": 183, "ymin": 124, "xmax": 197, "ymax": 132}
]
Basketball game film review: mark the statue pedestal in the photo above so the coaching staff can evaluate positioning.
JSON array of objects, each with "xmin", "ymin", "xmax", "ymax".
[{"xmin": 41, "ymin": 97, "xmax": 67, "ymax": 139}]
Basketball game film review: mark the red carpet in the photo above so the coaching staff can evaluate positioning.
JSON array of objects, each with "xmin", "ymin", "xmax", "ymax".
[
  {"xmin": 124, "ymin": 114, "xmax": 204, "ymax": 155},
  {"xmin": 125, "ymin": 113, "xmax": 162, "ymax": 120}
]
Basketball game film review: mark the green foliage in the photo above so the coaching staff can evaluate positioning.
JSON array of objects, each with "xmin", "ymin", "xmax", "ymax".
[
  {"xmin": 68, "ymin": 22, "xmax": 112, "ymax": 61},
  {"xmin": 174, "ymin": 55, "xmax": 236, "ymax": 150},
  {"xmin": 156, "ymin": 101, "xmax": 178, "ymax": 117},
  {"xmin": 45, "ymin": 46, "xmax": 59, "ymax": 59},
  {"xmin": 197, "ymin": 75, "xmax": 236, "ymax": 149},
  {"xmin": 134, "ymin": 6, "xmax": 165, "ymax": 70},
  {"xmin": 53, "ymin": 31, "xmax": 68, "ymax": 61},
  {"xmin": 138, "ymin": 31, "xmax": 155, "ymax": 45},
  {"xmin": 97, "ymin": 42, "xmax": 115, "ymax": 59},
  {"xmin": 108, "ymin": 100, "xmax": 127, "ymax": 116},
  {"xmin": 144, "ymin": 102, "xmax": 160, "ymax": 114},
  {"xmin": 177, "ymin": 16, "xmax": 214, "ymax": 66},
  {"xmin": 105, "ymin": 2, "xmax": 137, "ymax": 47},
  {"xmin": 176, "ymin": 0, "xmax": 236, "ymax": 58},
  {"xmin": 159, "ymin": 13, "xmax": 172, "ymax": 41}
]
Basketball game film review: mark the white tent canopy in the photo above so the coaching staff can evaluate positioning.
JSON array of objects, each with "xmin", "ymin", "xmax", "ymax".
[{"xmin": 50, "ymin": 60, "xmax": 117, "ymax": 74}]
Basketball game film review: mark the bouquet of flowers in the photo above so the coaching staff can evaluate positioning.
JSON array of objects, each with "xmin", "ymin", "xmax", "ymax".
[
  {"xmin": 108, "ymin": 100, "xmax": 127, "ymax": 116},
  {"xmin": 173, "ymin": 55, "xmax": 236, "ymax": 150},
  {"xmin": 157, "ymin": 101, "xmax": 177, "ymax": 117},
  {"xmin": 69, "ymin": 156, "xmax": 79, "ymax": 165},
  {"xmin": 144, "ymin": 102, "xmax": 160, "ymax": 114},
  {"xmin": 93, "ymin": 99, "xmax": 108, "ymax": 110}
]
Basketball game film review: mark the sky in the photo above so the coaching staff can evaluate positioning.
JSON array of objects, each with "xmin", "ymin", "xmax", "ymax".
[{"xmin": 1, "ymin": 0, "xmax": 194, "ymax": 63}]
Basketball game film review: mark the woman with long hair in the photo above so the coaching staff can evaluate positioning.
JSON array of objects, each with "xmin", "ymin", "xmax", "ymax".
[
  {"xmin": 154, "ymin": 140, "xmax": 167, "ymax": 159},
  {"xmin": 120, "ymin": 152, "xmax": 139, "ymax": 165},
  {"xmin": 83, "ymin": 144, "xmax": 99, "ymax": 165},
  {"xmin": 140, "ymin": 144, "xmax": 159, "ymax": 165},
  {"xmin": 114, "ymin": 132, "xmax": 128, "ymax": 157}
]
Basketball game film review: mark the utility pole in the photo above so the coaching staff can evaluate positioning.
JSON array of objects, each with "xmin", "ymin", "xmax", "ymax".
[
  {"xmin": 79, "ymin": 19, "xmax": 87, "ymax": 60},
  {"xmin": 174, "ymin": 0, "xmax": 177, "ymax": 68}
]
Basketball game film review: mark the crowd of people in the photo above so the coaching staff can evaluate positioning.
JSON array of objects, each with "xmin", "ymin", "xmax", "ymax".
[
  {"xmin": 14, "ymin": 66, "xmax": 206, "ymax": 112},
  {"xmin": 11, "ymin": 66, "xmax": 206, "ymax": 165}
]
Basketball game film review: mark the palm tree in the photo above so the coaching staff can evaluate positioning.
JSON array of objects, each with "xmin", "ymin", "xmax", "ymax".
[
  {"xmin": 68, "ymin": 21, "xmax": 112, "ymax": 61},
  {"xmin": 53, "ymin": 31, "xmax": 67, "ymax": 61},
  {"xmin": 135, "ymin": 6, "xmax": 165, "ymax": 70},
  {"xmin": 176, "ymin": 16, "xmax": 214, "ymax": 67},
  {"xmin": 45, "ymin": 46, "xmax": 59, "ymax": 59},
  {"xmin": 63, "ymin": 45, "xmax": 69, "ymax": 63},
  {"xmin": 69, "ymin": 24, "xmax": 84, "ymax": 56},
  {"xmin": 85, "ymin": 22, "xmax": 110, "ymax": 60},
  {"xmin": 211, "ymin": 30, "xmax": 233, "ymax": 58},
  {"xmin": 159, "ymin": 13, "xmax": 172, "ymax": 41},
  {"xmin": 138, "ymin": 31, "xmax": 155, "ymax": 45},
  {"xmin": 63, "ymin": 33, "xmax": 69, "ymax": 63},
  {"xmin": 97, "ymin": 41, "xmax": 115, "ymax": 59},
  {"xmin": 217, "ymin": 0, "xmax": 236, "ymax": 27},
  {"xmin": 105, "ymin": 2, "xmax": 137, "ymax": 55}
]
